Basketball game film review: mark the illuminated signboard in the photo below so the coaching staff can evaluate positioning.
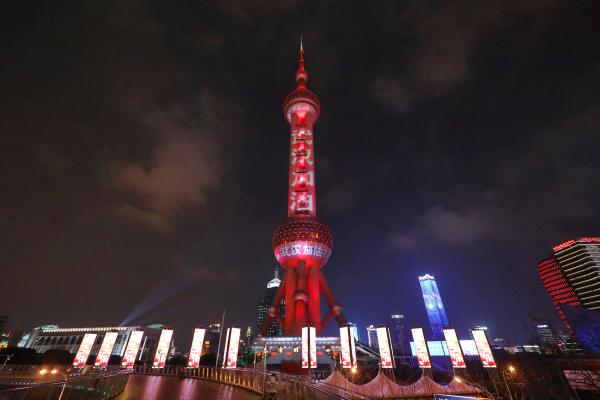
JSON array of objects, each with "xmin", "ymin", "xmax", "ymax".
[
  {"xmin": 377, "ymin": 327, "xmax": 394, "ymax": 368},
  {"xmin": 222, "ymin": 327, "xmax": 240, "ymax": 369},
  {"xmin": 553, "ymin": 240, "xmax": 576, "ymax": 252},
  {"xmin": 95, "ymin": 332, "xmax": 118, "ymax": 367},
  {"xmin": 73, "ymin": 333, "xmax": 97, "ymax": 367},
  {"xmin": 472, "ymin": 330, "xmax": 496, "ymax": 368},
  {"xmin": 427, "ymin": 341, "xmax": 447, "ymax": 356},
  {"xmin": 443, "ymin": 329, "xmax": 466, "ymax": 368},
  {"xmin": 459, "ymin": 340, "xmax": 478, "ymax": 356},
  {"xmin": 188, "ymin": 328, "xmax": 206, "ymax": 368},
  {"xmin": 153, "ymin": 329, "xmax": 173, "ymax": 368},
  {"xmin": 339, "ymin": 326, "xmax": 357, "ymax": 368},
  {"xmin": 301, "ymin": 326, "xmax": 317, "ymax": 369},
  {"xmin": 411, "ymin": 327, "xmax": 431, "ymax": 368},
  {"xmin": 410, "ymin": 341, "xmax": 451, "ymax": 356},
  {"xmin": 274, "ymin": 242, "xmax": 331, "ymax": 267},
  {"xmin": 121, "ymin": 330, "xmax": 144, "ymax": 368}
]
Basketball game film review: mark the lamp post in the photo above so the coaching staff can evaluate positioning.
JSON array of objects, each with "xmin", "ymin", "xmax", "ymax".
[{"xmin": 502, "ymin": 365, "xmax": 515, "ymax": 400}]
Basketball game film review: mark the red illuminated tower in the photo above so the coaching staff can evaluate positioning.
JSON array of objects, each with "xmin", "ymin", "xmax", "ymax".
[{"xmin": 262, "ymin": 39, "xmax": 347, "ymax": 336}]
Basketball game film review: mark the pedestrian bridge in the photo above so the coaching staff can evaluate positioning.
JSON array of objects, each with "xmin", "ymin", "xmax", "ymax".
[
  {"xmin": 0, "ymin": 365, "xmax": 130, "ymax": 400},
  {"xmin": 0, "ymin": 364, "xmax": 483, "ymax": 399},
  {"xmin": 134, "ymin": 365, "xmax": 481, "ymax": 399}
]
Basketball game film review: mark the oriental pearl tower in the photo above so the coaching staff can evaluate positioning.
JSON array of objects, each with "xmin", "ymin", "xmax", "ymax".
[{"xmin": 262, "ymin": 39, "xmax": 347, "ymax": 336}]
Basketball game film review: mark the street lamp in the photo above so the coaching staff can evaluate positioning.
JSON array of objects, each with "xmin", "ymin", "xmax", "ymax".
[{"xmin": 502, "ymin": 365, "xmax": 516, "ymax": 400}]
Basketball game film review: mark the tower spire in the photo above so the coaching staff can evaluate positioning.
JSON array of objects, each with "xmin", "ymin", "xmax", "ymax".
[{"xmin": 295, "ymin": 35, "xmax": 308, "ymax": 88}]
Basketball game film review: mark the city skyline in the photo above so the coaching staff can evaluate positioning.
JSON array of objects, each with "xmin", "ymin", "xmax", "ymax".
[{"xmin": 1, "ymin": 1, "xmax": 599, "ymax": 347}]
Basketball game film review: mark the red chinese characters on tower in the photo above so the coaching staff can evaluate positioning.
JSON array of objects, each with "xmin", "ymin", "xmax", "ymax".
[{"xmin": 288, "ymin": 116, "xmax": 316, "ymax": 217}]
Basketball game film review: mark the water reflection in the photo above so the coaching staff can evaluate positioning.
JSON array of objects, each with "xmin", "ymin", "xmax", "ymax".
[{"xmin": 118, "ymin": 375, "xmax": 260, "ymax": 400}]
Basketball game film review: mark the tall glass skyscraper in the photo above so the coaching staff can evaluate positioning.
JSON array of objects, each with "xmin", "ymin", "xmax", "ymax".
[
  {"xmin": 537, "ymin": 237, "xmax": 600, "ymax": 336},
  {"xmin": 255, "ymin": 267, "xmax": 284, "ymax": 337},
  {"xmin": 418, "ymin": 274, "xmax": 449, "ymax": 339}
]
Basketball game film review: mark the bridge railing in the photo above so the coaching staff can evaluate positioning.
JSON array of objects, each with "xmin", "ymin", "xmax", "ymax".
[
  {"xmin": 0, "ymin": 369, "xmax": 131, "ymax": 400},
  {"xmin": 133, "ymin": 365, "xmax": 364, "ymax": 399},
  {"xmin": 134, "ymin": 365, "xmax": 269, "ymax": 394}
]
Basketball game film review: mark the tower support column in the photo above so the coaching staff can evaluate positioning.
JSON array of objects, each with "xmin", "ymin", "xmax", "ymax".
[
  {"xmin": 284, "ymin": 268, "xmax": 297, "ymax": 335},
  {"xmin": 293, "ymin": 261, "xmax": 307, "ymax": 335},
  {"xmin": 307, "ymin": 264, "xmax": 321, "ymax": 333}
]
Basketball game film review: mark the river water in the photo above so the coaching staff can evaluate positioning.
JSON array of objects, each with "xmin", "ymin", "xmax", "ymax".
[{"xmin": 117, "ymin": 375, "xmax": 260, "ymax": 400}]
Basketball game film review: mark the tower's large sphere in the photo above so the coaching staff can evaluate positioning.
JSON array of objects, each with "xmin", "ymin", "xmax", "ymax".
[{"xmin": 273, "ymin": 217, "xmax": 332, "ymax": 269}]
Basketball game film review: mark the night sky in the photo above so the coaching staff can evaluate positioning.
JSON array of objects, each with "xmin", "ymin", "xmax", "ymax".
[{"xmin": 2, "ymin": 1, "xmax": 599, "ymax": 348}]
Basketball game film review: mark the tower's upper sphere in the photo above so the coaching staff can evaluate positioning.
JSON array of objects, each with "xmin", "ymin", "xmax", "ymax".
[
  {"xmin": 283, "ymin": 45, "xmax": 320, "ymax": 124},
  {"xmin": 272, "ymin": 217, "xmax": 332, "ymax": 269},
  {"xmin": 283, "ymin": 87, "xmax": 320, "ymax": 124}
]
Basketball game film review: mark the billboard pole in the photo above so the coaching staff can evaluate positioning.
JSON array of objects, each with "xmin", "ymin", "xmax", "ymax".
[{"xmin": 215, "ymin": 309, "xmax": 226, "ymax": 368}]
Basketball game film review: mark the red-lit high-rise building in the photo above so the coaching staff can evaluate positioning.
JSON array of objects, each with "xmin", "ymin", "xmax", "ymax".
[
  {"xmin": 537, "ymin": 237, "xmax": 600, "ymax": 335},
  {"xmin": 262, "ymin": 39, "xmax": 347, "ymax": 336}
]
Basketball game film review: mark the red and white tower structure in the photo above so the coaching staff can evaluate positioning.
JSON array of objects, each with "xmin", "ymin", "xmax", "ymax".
[{"xmin": 262, "ymin": 39, "xmax": 347, "ymax": 336}]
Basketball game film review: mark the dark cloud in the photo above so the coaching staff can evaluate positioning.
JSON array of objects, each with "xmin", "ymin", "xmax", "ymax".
[
  {"xmin": 388, "ymin": 106, "xmax": 600, "ymax": 250},
  {"xmin": 109, "ymin": 97, "xmax": 231, "ymax": 233},
  {"xmin": 371, "ymin": 0, "xmax": 562, "ymax": 112}
]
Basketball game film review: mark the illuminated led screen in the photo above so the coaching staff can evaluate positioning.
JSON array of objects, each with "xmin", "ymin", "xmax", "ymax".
[
  {"xmin": 411, "ymin": 328, "xmax": 431, "ymax": 368},
  {"xmin": 377, "ymin": 327, "xmax": 394, "ymax": 368},
  {"xmin": 121, "ymin": 330, "xmax": 143, "ymax": 368},
  {"xmin": 472, "ymin": 330, "xmax": 496, "ymax": 368},
  {"xmin": 427, "ymin": 341, "xmax": 447, "ymax": 356},
  {"xmin": 459, "ymin": 340, "xmax": 478, "ymax": 356},
  {"xmin": 153, "ymin": 329, "xmax": 173, "ymax": 368},
  {"xmin": 223, "ymin": 328, "xmax": 240, "ymax": 369},
  {"xmin": 95, "ymin": 332, "xmax": 118, "ymax": 367},
  {"xmin": 188, "ymin": 328, "xmax": 206, "ymax": 368},
  {"xmin": 339, "ymin": 326, "xmax": 357, "ymax": 368},
  {"xmin": 443, "ymin": 329, "xmax": 466, "ymax": 368},
  {"xmin": 73, "ymin": 333, "xmax": 97, "ymax": 367},
  {"xmin": 301, "ymin": 326, "xmax": 317, "ymax": 369},
  {"xmin": 410, "ymin": 341, "xmax": 448, "ymax": 356}
]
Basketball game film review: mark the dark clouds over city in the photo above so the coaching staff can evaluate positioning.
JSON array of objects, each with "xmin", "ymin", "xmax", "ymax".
[{"xmin": 2, "ymin": 1, "xmax": 599, "ymax": 346}]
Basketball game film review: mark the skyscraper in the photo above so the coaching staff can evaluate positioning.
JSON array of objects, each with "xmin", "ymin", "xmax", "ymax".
[
  {"xmin": 366, "ymin": 325, "xmax": 379, "ymax": 350},
  {"xmin": 534, "ymin": 323, "xmax": 560, "ymax": 352},
  {"xmin": 537, "ymin": 237, "xmax": 600, "ymax": 335},
  {"xmin": 262, "ymin": 39, "xmax": 347, "ymax": 336},
  {"xmin": 389, "ymin": 314, "xmax": 408, "ymax": 355},
  {"xmin": 348, "ymin": 322, "xmax": 359, "ymax": 342},
  {"xmin": 419, "ymin": 274, "xmax": 449, "ymax": 339},
  {"xmin": 256, "ymin": 268, "xmax": 284, "ymax": 337}
]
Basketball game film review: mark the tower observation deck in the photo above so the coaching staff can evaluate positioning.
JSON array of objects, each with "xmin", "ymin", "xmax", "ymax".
[{"xmin": 262, "ymin": 39, "xmax": 347, "ymax": 336}]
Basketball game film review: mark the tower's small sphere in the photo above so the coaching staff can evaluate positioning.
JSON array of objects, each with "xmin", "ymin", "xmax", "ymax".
[{"xmin": 272, "ymin": 217, "xmax": 332, "ymax": 269}]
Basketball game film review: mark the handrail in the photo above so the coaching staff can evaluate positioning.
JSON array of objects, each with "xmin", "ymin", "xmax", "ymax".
[
  {"xmin": 0, "ymin": 369, "xmax": 131, "ymax": 392},
  {"xmin": 133, "ymin": 365, "xmax": 359, "ymax": 399}
]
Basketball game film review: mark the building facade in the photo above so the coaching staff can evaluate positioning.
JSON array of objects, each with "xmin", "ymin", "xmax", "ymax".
[
  {"xmin": 367, "ymin": 325, "xmax": 378, "ymax": 350},
  {"xmin": 22, "ymin": 324, "xmax": 163, "ymax": 363},
  {"xmin": 348, "ymin": 322, "xmax": 359, "ymax": 342},
  {"xmin": 537, "ymin": 237, "xmax": 600, "ymax": 335},
  {"xmin": 203, "ymin": 323, "xmax": 222, "ymax": 355},
  {"xmin": 389, "ymin": 314, "xmax": 408, "ymax": 356},
  {"xmin": 419, "ymin": 274, "xmax": 449, "ymax": 339}
]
